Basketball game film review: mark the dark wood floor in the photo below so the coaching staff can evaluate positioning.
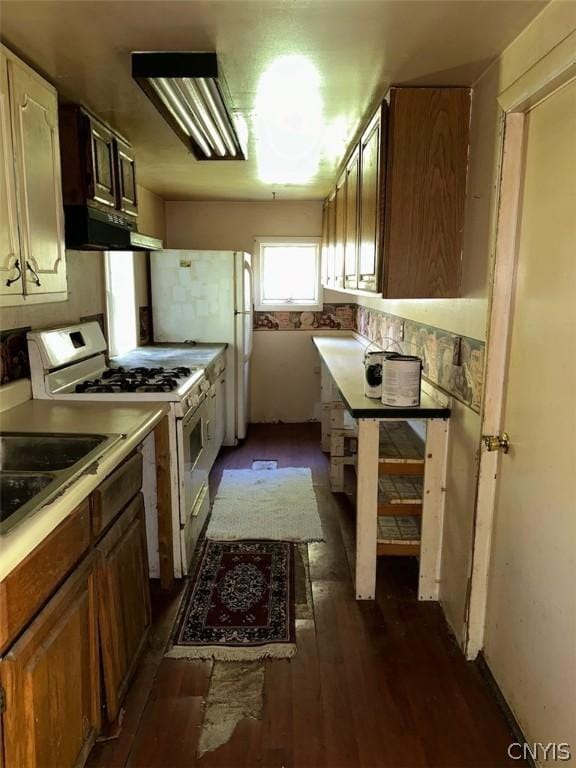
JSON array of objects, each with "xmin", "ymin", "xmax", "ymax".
[{"xmin": 88, "ymin": 423, "xmax": 523, "ymax": 768}]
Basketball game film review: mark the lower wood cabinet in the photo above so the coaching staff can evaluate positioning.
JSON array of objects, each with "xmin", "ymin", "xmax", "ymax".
[
  {"xmin": 96, "ymin": 493, "xmax": 151, "ymax": 723},
  {"xmin": 0, "ymin": 456, "xmax": 153, "ymax": 767},
  {"xmin": 0, "ymin": 553, "xmax": 100, "ymax": 768}
]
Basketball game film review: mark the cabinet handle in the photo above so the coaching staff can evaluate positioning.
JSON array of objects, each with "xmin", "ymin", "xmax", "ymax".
[
  {"xmin": 6, "ymin": 259, "xmax": 22, "ymax": 287},
  {"xmin": 26, "ymin": 261, "xmax": 42, "ymax": 287}
]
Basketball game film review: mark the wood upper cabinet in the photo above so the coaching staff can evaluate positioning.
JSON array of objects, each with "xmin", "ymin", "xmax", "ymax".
[
  {"xmin": 383, "ymin": 87, "xmax": 470, "ymax": 298},
  {"xmin": 333, "ymin": 170, "xmax": 346, "ymax": 289},
  {"xmin": 1, "ymin": 46, "xmax": 67, "ymax": 303},
  {"xmin": 0, "ymin": 554, "xmax": 100, "ymax": 768},
  {"xmin": 344, "ymin": 146, "xmax": 360, "ymax": 290},
  {"xmin": 321, "ymin": 199, "xmax": 330, "ymax": 287},
  {"xmin": 59, "ymin": 105, "xmax": 138, "ymax": 218},
  {"xmin": 0, "ymin": 50, "xmax": 21, "ymax": 297},
  {"xmin": 323, "ymin": 87, "xmax": 470, "ymax": 298},
  {"xmin": 96, "ymin": 493, "xmax": 151, "ymax": 723},
  {"xmin": 86, "ymin": 114, "xmax": 116, "ymax": 209},
  {"xmin": 358, "ymin": 103, "xmax": 387, "ymax": 292},
  {"xmin": 321, "ymin": 193, "xmax": 336, "ymax": 289},
  {"xmin": 114, "ymin": 136, "xmax": 138, "ymax": 216}
]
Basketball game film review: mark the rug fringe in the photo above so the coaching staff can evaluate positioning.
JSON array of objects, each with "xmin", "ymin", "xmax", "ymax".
[{"xmin": 165, "ymin": 643, "xmax": 297, "ymax": 662}]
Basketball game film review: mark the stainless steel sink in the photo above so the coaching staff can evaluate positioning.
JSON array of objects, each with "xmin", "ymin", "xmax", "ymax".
[
  {"xmin": 0, "ymin": 432, "xmax": 122, "ymax": 535},
  {"xmin": 1, "ymin": 473, "xmax": 56, "ymax": 525},
  {"xmin": 0, "ymin": 433, "xmax": 108, "ymax": 471}
]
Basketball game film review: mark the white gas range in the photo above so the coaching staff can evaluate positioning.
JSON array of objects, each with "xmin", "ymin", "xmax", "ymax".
[{"xmin": 27, "ymin": 321, "xmax": 215, "ymax": 578}]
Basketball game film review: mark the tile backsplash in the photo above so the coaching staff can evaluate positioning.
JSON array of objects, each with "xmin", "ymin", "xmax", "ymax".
[{"xmin": 355, "ymin": 304, "xmax": 485, "ymax": 412}]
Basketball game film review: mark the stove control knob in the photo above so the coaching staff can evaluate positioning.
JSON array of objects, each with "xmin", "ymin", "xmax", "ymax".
[
  {"xmin": 189, "ymin": 393, "xmax": 200, "ymax": 408},
  {"xmin": 200, "ymin": 380, "xmax": 210, "ymax": 393}
]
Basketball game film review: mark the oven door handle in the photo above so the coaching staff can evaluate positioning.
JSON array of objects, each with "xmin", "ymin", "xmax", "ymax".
[{"xmin": 182, "ymin": 395, "xmax": 207, "ymax": 428}]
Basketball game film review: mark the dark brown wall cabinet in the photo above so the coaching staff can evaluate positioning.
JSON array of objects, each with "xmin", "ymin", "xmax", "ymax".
[
  {"xmin": 59, "ymin": 105, "xmax": 138, "ymax": 218},
  {"xmin": 322, "ymin": 87, "xmax": 470, "ymax": 298}
]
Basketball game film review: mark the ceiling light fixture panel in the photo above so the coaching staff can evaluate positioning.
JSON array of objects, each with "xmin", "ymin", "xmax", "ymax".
[{"xmin": 132, "ymin": 51, "xmax": 247, "ymax": 161}]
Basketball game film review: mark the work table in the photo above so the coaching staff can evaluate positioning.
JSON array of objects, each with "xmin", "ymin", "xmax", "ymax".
[
  {"xmin": 313, "ymin": 334, "xmax": 451, "ymax": 602},
  {"xmin": 0, "ymin": 400, "xmax": 168, "ymax": 581},
  {"xmin": 313, "ymin": 336, "xmax": 450, "ymax": 419}
]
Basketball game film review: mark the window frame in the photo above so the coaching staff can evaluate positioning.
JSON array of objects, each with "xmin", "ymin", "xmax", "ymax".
[{"xmin": 253, "ymin": 236, "xmax": 323, "ymax": 312}]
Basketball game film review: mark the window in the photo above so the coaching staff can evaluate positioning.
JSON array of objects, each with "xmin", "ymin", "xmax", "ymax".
[
  {"xmin": 104, "ymin": 252, "xmax": 138, "ymax": 356},
  {"xmin": 254, "ymin": 237, "xmax": 322, "ymax": 311}
]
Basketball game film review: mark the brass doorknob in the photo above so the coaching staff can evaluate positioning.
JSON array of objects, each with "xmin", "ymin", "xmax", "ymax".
[{"xmin": 482, "ymin": 432, "xmax": 510, "ymax": 453}]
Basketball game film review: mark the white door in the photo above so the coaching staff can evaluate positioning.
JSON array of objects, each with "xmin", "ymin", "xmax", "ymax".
[
  {"xmin": 482, "ymin": 79, "xmax": 576, "ymax": 756},
  {"xmin": 8, "ymin": 55, "xmax": 67, "ymax": 297}
]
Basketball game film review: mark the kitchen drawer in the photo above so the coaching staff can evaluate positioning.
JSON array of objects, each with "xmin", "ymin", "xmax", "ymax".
[
  {"xmin": 91, "ymin": 452, "xmax": 143, "ymax": 539},
  {"xmin": 0, "ymin": 498, "xmax": 91, "ymax": 654}
]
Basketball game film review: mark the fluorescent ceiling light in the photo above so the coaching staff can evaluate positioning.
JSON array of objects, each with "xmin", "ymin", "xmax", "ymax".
[{"xmin": 132, "ymin": 52, "xmax": 247, "ymax": 161}]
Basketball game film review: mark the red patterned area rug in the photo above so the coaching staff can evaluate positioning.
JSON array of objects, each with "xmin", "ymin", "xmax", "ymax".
[{"xmin": 166, "ymin": 540, "xmax": 296, "ymax": 661}]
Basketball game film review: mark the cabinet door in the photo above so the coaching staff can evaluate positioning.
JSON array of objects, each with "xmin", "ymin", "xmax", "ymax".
[
  {"xmin": 321, "ymin": 200, "xmax": 329, "ymax": 288},
  {"xmin": 384, "ymin": 88, "xmax": 470, "ymax": 298},
  {"xmin": 0, "ymin": 51, "xmax": 22, "ymax": 297},
  {"xmin": 333, "ymin": 171, "xmax": 346, "ymax": 289},
  {"xmin": 97, "ymin": 493, "xmax": 151, "ymax": 723},
  {"xmin": 344, "ymin": 147, "xmax": 360, "ymax": 289},
  {"xmin": 325, "ymin": 193, "xmax": 336, "ymax": 288},
  {"xmin": 0, "ymin": 554, "xmax": 100, "ymax": 768},
  {"xmin": 114, "ymin": 137, "xmax": 138, "ymax": 217},
  {"xmin": 85, "ymin": 114, "xmax": 116, "ymax": 209},
  {"xmin": 8, "ymin": 57, "xmax": 67, "ymax": 297},
  {"xmin": 358, "ymin": 103, "xmax": 387, "ymax": 293}
]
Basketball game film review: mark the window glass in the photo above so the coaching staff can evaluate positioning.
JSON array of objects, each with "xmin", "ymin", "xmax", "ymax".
[{"xmin": 257, "ymin": 241, "xmax": 320, "ymax": 309}]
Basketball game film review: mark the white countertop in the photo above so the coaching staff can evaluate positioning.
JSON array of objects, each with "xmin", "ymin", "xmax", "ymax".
[
  {"xmin": 0, "ymin": 400, "xmax": 168, "ymax": 580},
  {"xmin": 313, "ymin": 335, "xmax": 451, "ymax": 419},
  {"xmin": 111, "ymin": 343, "xmax": 227, "ymax": 370}
]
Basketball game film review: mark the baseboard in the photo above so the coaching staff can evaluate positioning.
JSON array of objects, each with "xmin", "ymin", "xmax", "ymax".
[{"xmin": 476, "ymin": 652, "xmax": 535, "ymax": 768}]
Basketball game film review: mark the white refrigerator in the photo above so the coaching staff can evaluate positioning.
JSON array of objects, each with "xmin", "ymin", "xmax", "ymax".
[{"xmin": 150, "ymin": 250, "xmax": 253, "ymax": 444}]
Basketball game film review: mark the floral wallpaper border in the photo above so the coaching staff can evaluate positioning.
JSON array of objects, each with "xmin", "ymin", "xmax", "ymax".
[
  {"xmin": 0, "ymin": 326, "xmax": 31, "ymax": 385},
  {"xmin": 355, "ymin": 304, "xmax": 485, "ymax": 413},
  {"xmin": 253, "ymin": 301, "xmax": 485, "ymax": 413},
  {"xmin": 254, "ymin": 303, "xmax": 356, "ymax": 331}
]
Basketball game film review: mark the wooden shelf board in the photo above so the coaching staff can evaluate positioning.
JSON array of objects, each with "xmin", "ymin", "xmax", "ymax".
[
  {"xmin": 379, "ymin": 422, "xmax": 425, "ymax": 462},
  {"xmin": 378, "ymin": 475, "xmax": 423, "ymax": 505}
]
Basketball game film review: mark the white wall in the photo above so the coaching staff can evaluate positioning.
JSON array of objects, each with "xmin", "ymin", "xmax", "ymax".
[{"xmin": 165, "ymin": 200, "xmax": 324, "ymax": 422}]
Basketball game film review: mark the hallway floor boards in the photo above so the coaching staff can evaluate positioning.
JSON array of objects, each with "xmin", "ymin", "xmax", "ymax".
[{"xmin": 88, "ymin": 423, "xmax": 522, "ymax": 768}]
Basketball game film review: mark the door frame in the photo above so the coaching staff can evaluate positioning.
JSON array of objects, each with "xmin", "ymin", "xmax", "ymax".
[{"xmin": 465, "ymin": 32, "xmax": 576, "ymax": 660}]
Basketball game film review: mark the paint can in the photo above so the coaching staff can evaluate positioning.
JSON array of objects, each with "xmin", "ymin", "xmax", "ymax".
[
  {"xmin": 363, "ymin": 349, "xmax": 399, "ymax": 399},
  {"xmin": 381, "ymin": 355, "xmax": 422, "ymax": 407}
]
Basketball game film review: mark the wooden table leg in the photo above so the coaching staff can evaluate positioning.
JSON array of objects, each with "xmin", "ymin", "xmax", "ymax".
[
  {"xmin": 355, "ymin": 418, "xmax": 380, "ymax": 600},
  {"xmin": 418, "ymin": 418, "xmax": 449, "ymax": 601},
  {"xmin": 154, "ymin": 416, "xmax": 174, "ymax": 591}
]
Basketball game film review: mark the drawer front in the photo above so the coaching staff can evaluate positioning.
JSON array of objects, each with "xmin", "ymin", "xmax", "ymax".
[
  {"xmin": 91, "ymin": 452, "xmax": 143, "ymax": 538},
  {"xmin": 0, "ymin": 499, "xmax": 91, "ymax": 654}
]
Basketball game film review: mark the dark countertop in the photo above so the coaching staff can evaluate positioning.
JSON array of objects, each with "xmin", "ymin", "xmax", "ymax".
[
  {"xmin": 111, "ymin": 343, "xmax": 228, "ymax": 371},
  {"xmin": 313, "ymin": 336, "xmax": 451, "ymax": 419}
]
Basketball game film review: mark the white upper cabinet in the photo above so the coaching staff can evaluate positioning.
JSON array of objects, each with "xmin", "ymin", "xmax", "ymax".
[
  {"xmin": 0, "ymin": 51, "xmax": 21, "ymax": 296},
  {"xmin": 0, "ymin": 45, "xmax": 67, "ymax": 306}
]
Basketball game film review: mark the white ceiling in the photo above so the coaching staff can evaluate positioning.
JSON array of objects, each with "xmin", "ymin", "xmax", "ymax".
[{"xmin": 1, "ymin": 0, "xmax": 547, "ymax": 201}]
